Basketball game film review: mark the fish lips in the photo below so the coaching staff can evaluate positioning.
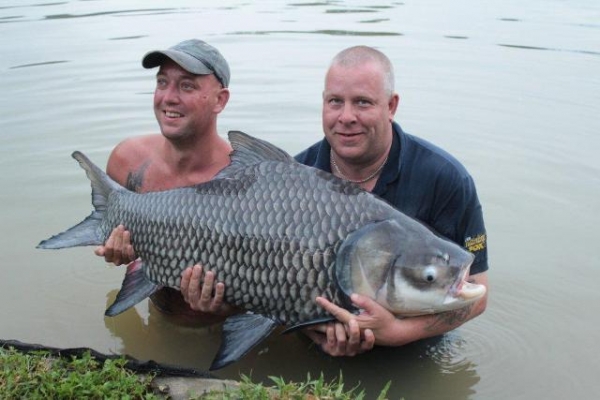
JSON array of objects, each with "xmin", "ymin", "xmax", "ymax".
[{"xmin": 448, "ymin": 255, "xmax": 486, "ymax": 302}]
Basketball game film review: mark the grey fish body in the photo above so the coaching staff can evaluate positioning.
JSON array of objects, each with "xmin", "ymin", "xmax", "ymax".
[
  {"xmin": 103, "ymin": 160, "xmax": 395, "ymax": 325},
  {"xmin": 38, "ymin": 131, "xmax": 486, "ymax": 370}
]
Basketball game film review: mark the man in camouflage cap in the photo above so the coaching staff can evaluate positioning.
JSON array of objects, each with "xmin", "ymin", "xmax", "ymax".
[{"xmin": 95, "ymin": 39, "xmax": 235, "ymax": 321}]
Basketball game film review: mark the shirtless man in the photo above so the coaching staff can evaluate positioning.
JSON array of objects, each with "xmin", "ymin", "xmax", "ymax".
[{"xmin": 95, "ymin": 39, "xmax": 235, "ymax": 320}]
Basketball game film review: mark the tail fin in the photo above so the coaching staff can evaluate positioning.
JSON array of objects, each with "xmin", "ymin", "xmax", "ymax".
[{"xmin": 37, "ymin": 151, "xmax": 122, "ymax": 249}]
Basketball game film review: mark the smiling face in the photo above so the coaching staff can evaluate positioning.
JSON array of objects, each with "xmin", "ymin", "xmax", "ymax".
[
  {"xmin": 322, "ymin": 60, "xmax": 399, "ymax": 165},
  {"xmin": 153, "ymin": 60, "xmax": 228, "ymax": 142}
]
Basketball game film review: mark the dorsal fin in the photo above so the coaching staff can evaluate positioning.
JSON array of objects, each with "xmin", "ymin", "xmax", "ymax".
[{"xmin": 215, "ymin": 131, "xmax": 295, "ymax": 179}]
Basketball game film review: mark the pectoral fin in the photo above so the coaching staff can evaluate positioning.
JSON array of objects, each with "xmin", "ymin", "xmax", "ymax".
[
  {"xmin": 105, "ymin": 260, "xmax": 160, "ymax": 317},
  {"xmin": 281, "ymin": 316, "xmax": 338, "ymax": 334},
  {"xmin": 210, "ymin": 313, "xmax": 278, "ymax": 371}
]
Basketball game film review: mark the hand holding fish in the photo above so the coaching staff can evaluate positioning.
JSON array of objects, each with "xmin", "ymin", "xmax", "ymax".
[
  {"xmin": 318, "ymin": 294, "xmax": 397, "ymax": 338},
  {"xmin": 180, "ymin": 264, "xmax": 238, "ymax": 316},
  {"xmin": 304, "ymin": 294, "xmax": 397, "ymax": 354},
  {"xmin": 94, "ymin": 225, "xmax": 136, "ymax": 265},
  {"xmin": 303, "ymin": 317, "xmax": 375, "ymax": 357}
]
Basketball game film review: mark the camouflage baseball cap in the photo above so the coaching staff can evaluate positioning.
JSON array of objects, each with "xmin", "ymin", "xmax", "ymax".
[{"xmin": 142, "ymin": 39, "xmax": 230, "ymax": 87}]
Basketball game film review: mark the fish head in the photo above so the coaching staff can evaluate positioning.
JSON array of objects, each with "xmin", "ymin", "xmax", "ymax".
[
  {"xmin": 384, "ymin": 233, "xmax": 483, "ymax": 315},
  {"xmin": 335, "ymin": 218, "xmax": 486, "ymax": 316}
]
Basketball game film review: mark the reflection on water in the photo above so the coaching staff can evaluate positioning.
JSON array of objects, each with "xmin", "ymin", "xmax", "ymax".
[
  {"xmin": 2, "ymin": 0, "xmax": 600, "ymax": 398},
  {"xmin": 103, "ymin": 290, "xmax": 224, "ymax": 375},
  {"xmin": 105, "ymin": 288, "xmax": 480, "ymax": 399}
]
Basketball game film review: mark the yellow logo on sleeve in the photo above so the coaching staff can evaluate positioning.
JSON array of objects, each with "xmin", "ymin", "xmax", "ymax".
[{"xmin": 465, "ymin": 234, "xmax": 486, "ymax": 253}]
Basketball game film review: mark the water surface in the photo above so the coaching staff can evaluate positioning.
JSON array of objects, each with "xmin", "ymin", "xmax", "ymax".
[{"xmin": 1, "ymin": 1, "xmax": 599, "ymax": 399}]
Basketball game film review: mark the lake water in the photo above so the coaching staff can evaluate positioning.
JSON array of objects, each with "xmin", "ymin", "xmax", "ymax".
[{"xmin": 1, "ymin": 1, "xmax": 599, "ymax": 399}]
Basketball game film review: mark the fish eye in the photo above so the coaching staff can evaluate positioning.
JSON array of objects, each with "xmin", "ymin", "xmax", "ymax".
[{"xmin": 422, "ymin": 266, "xmax": 438, "ymax": 283}]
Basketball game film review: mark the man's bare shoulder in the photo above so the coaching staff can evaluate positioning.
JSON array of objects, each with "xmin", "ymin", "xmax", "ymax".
[
  {"xmin": 110, "ymin": 134, "xmax": 162, "ymax": 163},
  {"xmin": 113, "ymin": 134, "xmax": 162, "ymax": 156},
  {"xmin": 106, "ymin": 134, "xmax": 162, "ymax": 184}
]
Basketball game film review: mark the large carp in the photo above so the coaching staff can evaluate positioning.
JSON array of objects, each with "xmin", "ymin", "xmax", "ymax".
[{"xmin": 38, "ymin": 131, "xmax": 485, "ymax": 370}]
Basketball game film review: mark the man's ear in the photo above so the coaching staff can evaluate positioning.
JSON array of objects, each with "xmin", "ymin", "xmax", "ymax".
[
  {"xmin": 214, "ymin": 88, "xmax": 230, "ymax": 113},
  {"xmin": 388, "ymin": 93, "xmax": 400, "ymax": 121}
]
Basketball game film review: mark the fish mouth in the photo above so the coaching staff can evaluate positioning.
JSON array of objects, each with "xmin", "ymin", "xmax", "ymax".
[
  {"xmin": 458, "ymin": 281, "xmax": 486, "ymax": 300},
  {"xmin": 449, "ymin": 259, "xmax": 486, "ymax": 301}
]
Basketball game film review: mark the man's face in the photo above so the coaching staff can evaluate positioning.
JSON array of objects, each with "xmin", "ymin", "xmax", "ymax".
[
  {"xmin": 322, "ymin": 61, "xmax": 398, "ymax": 164},
  {"xmin": 153, "ymin": 60, "xmax": 225, "ymax": 141}
]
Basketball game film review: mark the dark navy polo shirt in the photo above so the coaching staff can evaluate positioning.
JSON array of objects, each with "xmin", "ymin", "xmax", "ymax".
[{"xmin": 294, "ymin": 122, "xmax": 488, "ymax": 275}]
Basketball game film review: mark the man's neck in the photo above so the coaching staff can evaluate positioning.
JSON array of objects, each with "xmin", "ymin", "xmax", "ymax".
[{"xmin": 162, "ymin": 131, "xmax": 231, "ymax": 173}]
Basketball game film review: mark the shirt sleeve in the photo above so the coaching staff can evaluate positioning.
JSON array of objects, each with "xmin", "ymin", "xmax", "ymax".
[{"xmin": 431, "ymin": 171, "xmax": 489, "ymax": 275}]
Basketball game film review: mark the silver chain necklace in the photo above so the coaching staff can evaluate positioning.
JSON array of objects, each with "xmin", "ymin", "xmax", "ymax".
[{"xmin": 330, "ymin": 150, "xmax": 388, "ymax": 184}]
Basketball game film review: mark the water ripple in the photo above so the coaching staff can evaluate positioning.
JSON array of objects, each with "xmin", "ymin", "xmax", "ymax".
[
  {"xmin": 498, "ymin": 43, "xmax": 600, "ymax": 57},
  {"xmin": 423, "ymin": 332, "xmax": 476, "ymax": 375},
  {"xmin": 288, "ymin": 2, "xmax": 331, "ymax": 6},
  {"xmin": 9, "ymin": 60, "xmax": 69, "ymax": 69},
  {"xmin": 229, "ymin": 29, "xmax": 402, "ymax": 37},
  {"xmin": 108, "ymin": 35, "xmax": 148, "ymax": 41},
  {"xmin": 359, "ymin": 18, "xmax": 390, "ymax": 23},
  {"xmin": 324, "ymin": 9, "xmax": 378, "ymax": 14},
  {"xmin": 43, "ymin": 8, "xmax": 177, "ymax": 20},
  {"xmin": 0, "ymin": 15, "xmax": 23, "ymax": 23}
]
